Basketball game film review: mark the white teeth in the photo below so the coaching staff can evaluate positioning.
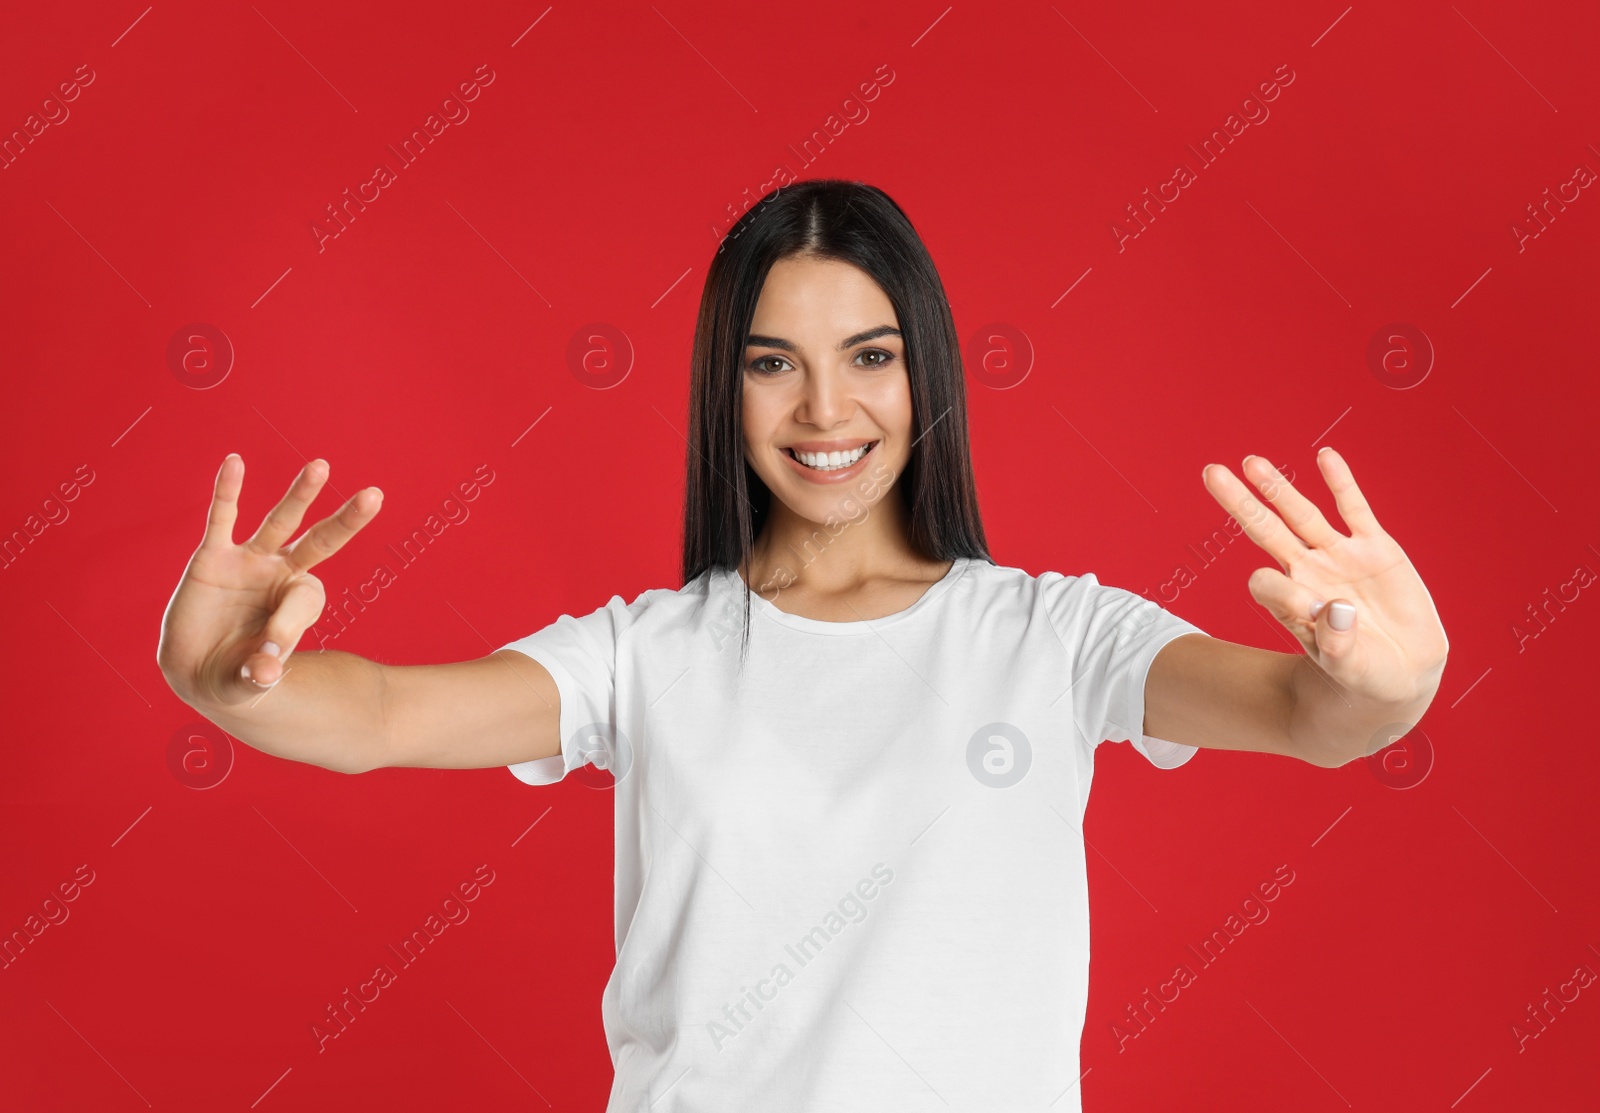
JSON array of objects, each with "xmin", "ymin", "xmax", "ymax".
[{"xmin": 792, "ymin": 443, "xmax": 871, "ymax": 471}]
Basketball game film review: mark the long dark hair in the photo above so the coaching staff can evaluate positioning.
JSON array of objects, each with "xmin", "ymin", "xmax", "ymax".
[{"xmin": 681, "ymin": 178, "xmax": 991, "ymax": 660}]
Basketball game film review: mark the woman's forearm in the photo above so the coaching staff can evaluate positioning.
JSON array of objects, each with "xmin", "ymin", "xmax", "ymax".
[{"xmin": 177, "ymin": 650, "xmax": 391, "ymax": 775}]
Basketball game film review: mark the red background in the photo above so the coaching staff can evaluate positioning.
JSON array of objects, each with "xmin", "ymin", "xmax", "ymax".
[{"xmin": 2, "ymin": 1, "xmax": 1596, "ymax": 1109}]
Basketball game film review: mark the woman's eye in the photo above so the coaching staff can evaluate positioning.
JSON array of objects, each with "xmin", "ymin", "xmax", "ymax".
[{"xmin": 747, "ymin": 350, "xmax": 895, "ymax": 373}]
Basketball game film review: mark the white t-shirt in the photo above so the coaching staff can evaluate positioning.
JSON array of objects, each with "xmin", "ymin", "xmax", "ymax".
[{"xmin": 499, "ymin": 556, "xmax": 1208, "ymax": 1112}]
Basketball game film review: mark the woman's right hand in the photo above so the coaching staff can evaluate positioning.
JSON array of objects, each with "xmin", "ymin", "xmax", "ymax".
[{"xmin": 156, "ymin": 454, "xmax": 383, "ymax": 709}]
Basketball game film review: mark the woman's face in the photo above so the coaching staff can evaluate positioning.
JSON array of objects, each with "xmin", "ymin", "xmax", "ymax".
[{"xmin": 741, "ymin": 254, "xmax": 912, "ymax": 527}]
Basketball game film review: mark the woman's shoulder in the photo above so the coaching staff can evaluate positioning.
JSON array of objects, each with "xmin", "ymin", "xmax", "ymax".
[
  {"xmin": 958, "ymin": 558, "xmax": 1157, "ymax": 622},
  {"xmin": 958, "ymin": 556, "xmax": 1097, "ymax": 595},
  {"xmin": 611, "ymin": 566, "xmax": 722, "ymax": 615}
]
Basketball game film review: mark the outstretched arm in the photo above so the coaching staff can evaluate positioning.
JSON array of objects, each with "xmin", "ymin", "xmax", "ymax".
[
  {"xmin": 1142, "ymin": 447, "xmax": 1449, "ymax": 769},
  {"xmin": 157, "ymin": 454, "xmax": 562, "ymax": 776}
]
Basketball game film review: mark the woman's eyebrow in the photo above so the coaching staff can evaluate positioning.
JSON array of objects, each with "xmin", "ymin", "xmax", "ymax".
[{"xmin": 745, "ymin": 325, "xmax": 903, "ymax": 352}]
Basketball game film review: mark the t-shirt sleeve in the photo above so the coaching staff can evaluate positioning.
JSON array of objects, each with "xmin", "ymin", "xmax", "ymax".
[
  {"xmin": 1042, "ymin": 571, "xmax": 1210, "ymax": 770},
  {"xmin": 496, "ymin": 592, "xmax": 643, "ymax": 786}
]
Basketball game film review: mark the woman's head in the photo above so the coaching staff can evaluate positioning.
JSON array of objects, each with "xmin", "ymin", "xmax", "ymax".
[
  {"xmin": 681, "ymin": 180, "xmax": 989, "ymax": 633},
  {"xmin": 738, "ymin": 252, "xmax": 913, "ymax": 559}
]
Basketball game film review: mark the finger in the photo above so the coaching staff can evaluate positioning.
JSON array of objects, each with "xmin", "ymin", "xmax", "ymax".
[
  {"xmin": 201, "ymin": 453, "xmax": 244, "ymax": 550},
  {"xmin": 283, "ymin": 486, "xmax": 384, "ymax": 576},
  {"xmin": 1246, "ymin": 566, "xmax": 1323, "ymax": 652},
  {"xmin": 1201, "ymin": 462, "xmax": 1307, "ymax": 571},
  {"xmin": 240, "ymin": 576, "xmax": 324, "ymax": 687},
  {"xmin": 1316, "ymin": 446, "xmax": 1382, "ymax": 537},
  {"xmin": 1241, "ymin": 455, "xmax": 1345, "ymax": 549},
  {"xmin": 245, "ymin": 459, "xmax": 331, "ymax": 557},
  {"xmin": 1312, "ymin": 595, "xmax": 1359, "ymax": 662}
]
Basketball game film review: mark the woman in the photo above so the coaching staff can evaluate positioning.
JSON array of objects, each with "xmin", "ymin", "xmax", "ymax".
[{"xmin": 157, "ymin": 179, "xmax": 1448, "ymax": 1110}]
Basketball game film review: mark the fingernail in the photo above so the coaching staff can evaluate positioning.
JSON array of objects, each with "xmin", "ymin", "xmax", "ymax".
[
  {"xmin": 1310, "ymin": 598, "xmax": 1325, "ymax": 619},
  {"xmin": 1328, "ymin": 601, "xmax": 1355, "ymax": 631},
  {"xmin": 241, "ymin": 663, "xmax": 252, "ymax": 679},
  {"xmin": 262, "ymin": 641, "xmax": 281, "ymax": 657}
]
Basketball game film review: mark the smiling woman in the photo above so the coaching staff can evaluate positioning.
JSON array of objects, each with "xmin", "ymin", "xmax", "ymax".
[
  {"xmin": 730, "ymin": 256, "xmax": 955, "ymax": 622},
  {"xmin": 159, "ymin": 178, "xmax": 1448, "ymax": 1113},
  {"xmin": 683, "ymin": 182, "xmax": 989, "ymax": 649}
]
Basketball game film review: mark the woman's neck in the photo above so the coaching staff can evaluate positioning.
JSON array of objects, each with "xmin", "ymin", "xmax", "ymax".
[{"xmin": 742, "ymin": 489, "xmax": 947, "ymax": 600}]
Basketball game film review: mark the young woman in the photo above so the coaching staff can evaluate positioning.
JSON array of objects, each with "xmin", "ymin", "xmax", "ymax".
[{"xmin": 157, "ymin": 179, "xmax": 1448, "ymax": 1111}]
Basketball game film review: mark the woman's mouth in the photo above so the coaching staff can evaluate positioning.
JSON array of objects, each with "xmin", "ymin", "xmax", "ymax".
[{"xmin": 782, "ymin": 440, "xmax": 878, "ymax": 481}]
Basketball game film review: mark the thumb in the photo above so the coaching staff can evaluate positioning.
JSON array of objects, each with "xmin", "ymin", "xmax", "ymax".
[
  {"xmin": 242, "ymin": 575, "xmax": 324, "ymax": 688},
  {"xmin": 1309, "ymin": 597, "xmax": 1358, "ymax": 660}
]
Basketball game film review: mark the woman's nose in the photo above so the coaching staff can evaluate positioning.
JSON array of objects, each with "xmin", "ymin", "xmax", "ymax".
[{"xmin": 799, "ymin": 366, "xmax": 851, "ymax": 425}]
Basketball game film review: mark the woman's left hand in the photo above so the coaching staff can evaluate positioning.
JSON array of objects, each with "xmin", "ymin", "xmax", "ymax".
[{"xmin": 1201, "ymin": 447, "xmax": 1449, "ymax": 709}]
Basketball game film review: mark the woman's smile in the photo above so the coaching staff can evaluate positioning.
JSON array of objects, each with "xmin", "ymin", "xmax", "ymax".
[{"xmin": 782, "ymin": 439, "xmax": 880, "ymax": 480}]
